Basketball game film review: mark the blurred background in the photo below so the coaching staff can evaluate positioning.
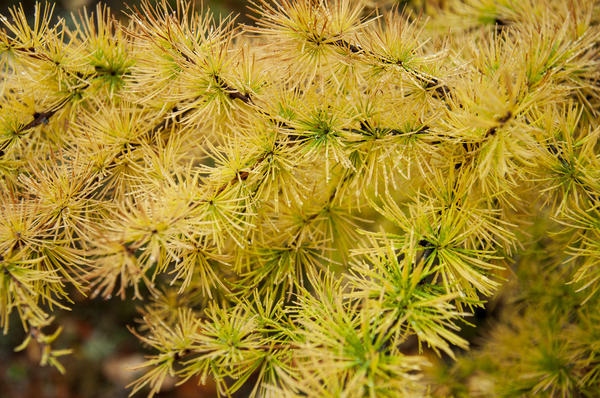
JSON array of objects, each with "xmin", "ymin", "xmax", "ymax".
[{"xmin": 0, "ymin": 0, "xmax": 253, "ymax": 24}]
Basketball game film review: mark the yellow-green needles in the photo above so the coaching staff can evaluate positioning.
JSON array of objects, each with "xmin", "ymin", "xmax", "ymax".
[{"xmin": 1, "ymin": 0, "xmax": 600, "ymax": 396}]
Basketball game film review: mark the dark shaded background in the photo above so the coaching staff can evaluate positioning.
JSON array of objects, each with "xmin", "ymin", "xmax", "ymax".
[{"xmin": 0, "ymin": 0, "xmax": 253, "ymax": 24}]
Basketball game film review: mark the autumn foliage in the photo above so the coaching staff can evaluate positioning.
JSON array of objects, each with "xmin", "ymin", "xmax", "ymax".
[{"xmin": 1, "ymin": 0, "xmax": 600, "ymax": 396}]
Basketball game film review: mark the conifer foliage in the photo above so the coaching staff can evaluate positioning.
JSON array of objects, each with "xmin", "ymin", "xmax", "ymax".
[{"xmin": 1, "ymin": 0, "xmax": 600, "ymax": 396}]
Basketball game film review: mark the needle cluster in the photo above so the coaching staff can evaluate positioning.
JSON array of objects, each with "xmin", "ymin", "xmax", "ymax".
[{"xmin": 1, "ymin": 0, "xmax": 600, "ymax": 396}]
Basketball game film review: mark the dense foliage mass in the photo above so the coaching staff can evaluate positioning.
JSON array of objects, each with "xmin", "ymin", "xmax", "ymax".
[{"xmin": 1, "ymin": 0, "xmax": 600, "ymax": 396}]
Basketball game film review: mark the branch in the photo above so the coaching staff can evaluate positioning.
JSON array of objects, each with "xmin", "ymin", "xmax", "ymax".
[{"xmin": 327, "ymin": 38, "xmax": 451, "ymax": 98}]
